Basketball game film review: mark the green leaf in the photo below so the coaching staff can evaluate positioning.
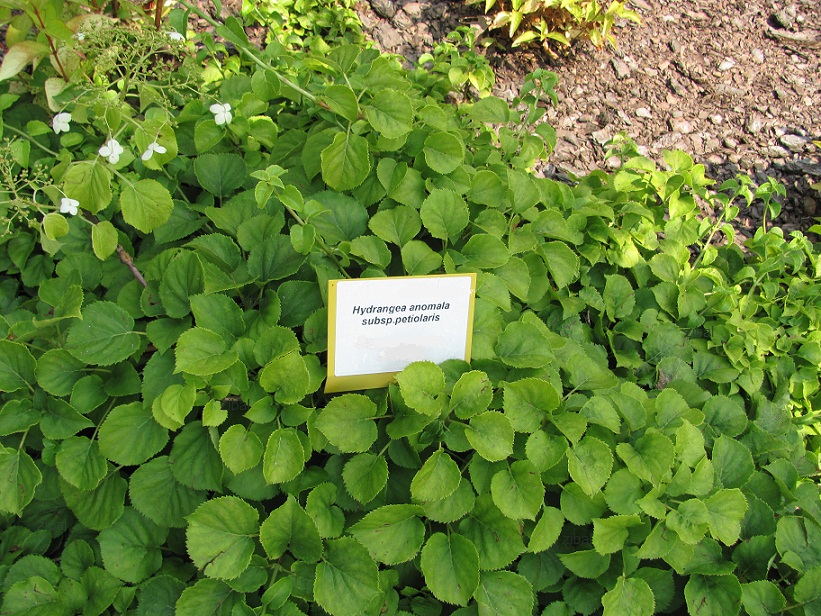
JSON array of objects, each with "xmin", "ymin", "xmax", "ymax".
[
  {"xmin": 0, "ymin": 40, "xmax": 50, "ymax": 80},
  {"xmin": 42, "ymin": 212, "xmax": 69, "ymax": 241},
  {"xmin": 169, "ymin": 422, "xmax": 223, "ymax": 491},
  {"xmin": 99, "ymin": 507, "xmax": 167, "ymax": 583},
  {"xmin": 349, "ymin": 504, "xmax": 426, "ymax": 565},
  {"xmin": 411, "ymin": 449, "xmax": 461, "ymax": 502},
  {"xmin": 159, "ymin": 251, "xmax": 204, "ymax": 318},
  {"xmin": 310, "ymin": 191, "xmax": 370, "ymax": 245},
  {"xmin": 684, "ymin": 574, "xmax": 742, "ymax": 616},
  {"xmin": 461, "ymin": 234, "xmax": 510, "ymax": 269},
  {"xmin": 136, "ymin": 575, "xmax": 185, "ymax": 616},
  {"xmin": 194, "ymin": 153, "xmax": 247, "ymax": 197},
  {"xmin": 450, "ymin": 370, "xmax": 493, "ymax": 419},
  {"xmin": 263, "ymin": 428, "xmax": 305, "ymax": 484},
  {"xmin": 248, "ymin": 235, "xmax": 307, "ymax": 282},
  {"xmin": 91, "ymin": 221, "xmax": 119, "ymax": 260},
  {"xmin": 401, "ymin": 240, "xmax": 443, "ymax": 275},
  {"xmin": 175, "ymin": 327, "xmax": 239, "ymax": 377},
  {"xmin": 66, "ymin": 301, "xmax": 140, "ymax": 366},
  {"xmin": 423, "ymin": 477, "xmax": 476, "ymax": 523},
  {"xmin": 368, "ymin": 205, "xmax": 421, "ymax": 246},
  {"xmin": 176, "ymin": 578, "xmax": 242, "ymax": 615},
  {"xmin": 260, "ymin": 495, "xmax": 323, "ymax": 563},
  {"xmin": 62, "ymin": 162, "xmax": 112, "ymax": 213},
  {"xmin": 350, "ymin": 235, "xmax": 391, "ymax": 268},
  {"xmin": 120, "ymin": 178, "xmax": 174, "ymax": 233},
  {"xmin": 219, "ymin": 425, "xmax": 263, "ymax": 475},
  {"xmin": 424, "ymin": 132, "xmax": 464, "ymax": 174},
  {"xmin": 36, "ymin": 349, "xmax": 85, "ymax": 396},
  {"xmin": 593, "ymin": 515, "xmax": 642, "ymax": 554},
  {"xmin": 704, "ymin": 489, "xmax": 747, "ymax": 545},
  {"xmin": 395, "ymin": 361, "xmax": 446, "ymax": 416},
  {"xmin": 466, "ymin": 411, "xmax": 515, "ymax": 462},
  {"xmin": 712, "ymin": 436, "xmax": 754, "ymax": 489},
  {"xmin": 741, "ymin": 580, "xmax": 786, "ymax": 616},
  {"xmin": 343, "ymin": 453, "xmax": 388, "ymax": 504},
  {"xmin": 667, "ymin": 498, "xmax": 710, "ymax": 544},
  {"xmin": 459, "ymin": 494, "xmax": 525, "ymax": 570},
  {"xmin": 567, "ymin": 436, "xmax": 613, "ymax": 496},
  {"xmin": 0, "ymin": 340, "xmax": 35, "ymax": 393},
  {"xmin": 603, "ymin": 274, "xmax": 636, "ymax": 321},
  {"xmin": 541, "ymin": 241, "xmax": 580, "ymax": 288},
  {"xmin": 469, "ymin": 96, "xmax": 510, "ymax": 123},
  {"xmin": 1, "ymin": 576, "xmax": 63, "ymax": 616},
  {"xmin": 323, "ymin": 84, "xmax": 360, "ymax": 122},
  {"xmin": 314, "ymin": 537, "xmax": 381, "ymax": 616},
  {"xmin": 602, "ymin": 576, "xmax": 655, "ymax": 616},
  {"xmin": 98, "ymin": 402, "xmax": 168, "ymax": 466},
  {"xmin": 129, "ymin": 456, "xmax": 206, "ymax": 528},
  {"xmin": 559, "ymin": 549, "xmax": 611, "ymax": 579},
  {"xmin": 503, "ymin": 378, "xmax": 559, "ymax": 432},
  {"xmin": 62, "ymin": 472, "xmax": 127, "ymax": 531},
  {"xmin": 495, "ymin": 321, "xmax": 553, "ymax": 368},
  {"xmin": 420, "ymin": 532, "xmax": 479, "ymax": 606},
  {"xmin": 0, "ymin": 446, "xmax": 41, "ymax": 515},
  {"xmin": 420, "ymin": 189, "xmax": 469, "ymax": 244},
  {"xmin": 475, "ymin": 570, "xmax": 534, "ymax": 616},
  {"xmin": 258, "ymin": 352, "xmax": 311, "ymax": 405},
  {"xmin": 615, "ymin": 430, "xmax": 675, "ymax": 486},
  {"xmin": 55, "ymin": 436, "xmax": 108, "ymax": 491},
  {"xmin": 528, "ymin": 506, "xmax": 564, "ymax": 552},
  {"xmin": 366, "ymin": 90, "xmax": 413, "ymax": 138},
  {"xmin": 186, "ymin": 496, "xmax": 259, "ymax": 580},
  {"xmin": 469, "ymin": 170, "xmax": 507, "ymax": 206},
  {"xmin": 316, "ymin": 394, "xmax": 378, "ymax": 453},
  {"xmin": 321, "ymin": 132, "xmax": 370, "ymax": 191},
  {"xmin": 491, "ymin": 460, "xmax": 544, "ymax": 520}
]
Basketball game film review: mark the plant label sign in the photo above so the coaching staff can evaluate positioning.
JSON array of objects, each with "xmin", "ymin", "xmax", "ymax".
[{"xmin": 325, "ymin": 274, "xmax": 477, "ymax": 392}]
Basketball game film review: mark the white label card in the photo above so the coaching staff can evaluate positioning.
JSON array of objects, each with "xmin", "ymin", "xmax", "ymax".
[{"xmin": 326, "ymin": 274, "xmax": 476, "ymax": 392}]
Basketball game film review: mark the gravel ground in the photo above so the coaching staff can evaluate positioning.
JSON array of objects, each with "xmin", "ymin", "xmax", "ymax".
[{"xmin": 356, "ymin": 0, "xmax": 821, "ymax": 239}]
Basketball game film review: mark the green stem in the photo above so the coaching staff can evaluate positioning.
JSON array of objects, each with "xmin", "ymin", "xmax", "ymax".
[
  {"xmin": 4, "ymin": 124, "xmax": 60, "ymax": 157},
  {"xmin": 174, "ymin": 0, "xmax": 318, "ymax": 104}
]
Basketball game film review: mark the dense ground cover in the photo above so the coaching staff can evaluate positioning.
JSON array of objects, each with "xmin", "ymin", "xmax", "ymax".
[{"xmin": 1, "ymin": 2, "xmax": 820, "ymax": 614}]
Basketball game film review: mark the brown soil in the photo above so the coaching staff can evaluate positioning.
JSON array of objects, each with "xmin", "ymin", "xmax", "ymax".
[{"xmin": 356, "ymin": 0, "xmax": 821, "ymax": 240}]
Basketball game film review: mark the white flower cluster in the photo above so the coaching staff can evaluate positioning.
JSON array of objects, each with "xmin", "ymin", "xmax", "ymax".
[
  {"xmin": 99, "ymin": 139, "xmax": 124, "ymax": 164},
  {"xmin": 210, "ymin": 103, "xmax": 232, "ymax": 126},
  {"xmin": 60, "ymin": 197, "xmax": 79, "ymax": 216}
]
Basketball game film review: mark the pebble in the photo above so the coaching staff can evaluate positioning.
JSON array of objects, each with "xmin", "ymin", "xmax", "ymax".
[
  {"xmin": 752, "ymin": 49, "xmax": 765, "ymax": 64},
  {"xmin": 745, "ymin": 116, "xmax": 765, "ymax": 134},
  {"xmin": 779, "ymin": 134, "xmax": 807, "ymax": 152},
  {"xmin": 774, "ymin": 88, "xmax": 790, "ymax": 100},
  {"xmin": 765, "ymin": 145, "xmax": 790, "ymax": 158},
  {"xmin": 709, "ymin": 114, "xmax": 723, "ymax": 125},
  {"xmin": 772, "ymin": 10, "xmax": 794, "ymax": 29},
  {"xmin": 402, "ymin": 2, "xmax": 423, "ymax": 18},
  {"xmin": 670, "ymin": 119, "xmax": 694, "ymax": 134},
  {"xmin": 636, "ymin": 107, "xmax": 652, "ymax": 118},
  {"xmin": 606, "ymin": 156, "xmax": 623, "ymax": 169},
  {"xmin": 591, "ymin": 129, "xmax": 613, "ymax": 146},
  {"xmin": 611, "ymin": 58, "xmax": 631, "ymax": 80},
  {"xmin": 705, "ymin": 138, "xmax": 722, "ymax": 152},
  {"xmin": 804, "ymin": 197, "xmax": 817, "ymax": 216},
  {"xmin": 718, "ymin": 59, "xmax": 736, "ymax": 71},
  {"xmin": 370, "ymin": 0, "xmax": 397, "ymax": 19}
]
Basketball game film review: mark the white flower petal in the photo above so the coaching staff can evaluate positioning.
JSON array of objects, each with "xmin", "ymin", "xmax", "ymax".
[
  {"xmin": 154, "ymin": 144, "xmax": 167, "ymax": 154},
  {"xmin": 210, "ymin": 103, "xmax": 223, "ymax": 114}
]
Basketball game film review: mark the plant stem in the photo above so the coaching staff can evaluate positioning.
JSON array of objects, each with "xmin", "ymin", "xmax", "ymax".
[
  {"xmin": 3, "ymin": 124, "xmax": 60, "ymax": 157},
  {"xmin": 174, "ymin": 0, "xmax": 318, "ymax": 104},
  {"xmin": 117, "ymin": 245, "xmax": 148, "ymax": 287}
]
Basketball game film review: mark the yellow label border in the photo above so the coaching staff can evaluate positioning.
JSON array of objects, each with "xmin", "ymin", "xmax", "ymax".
[{"xmin": 325, "ymin": 273, "xmax": 477, "ymax": 393}]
